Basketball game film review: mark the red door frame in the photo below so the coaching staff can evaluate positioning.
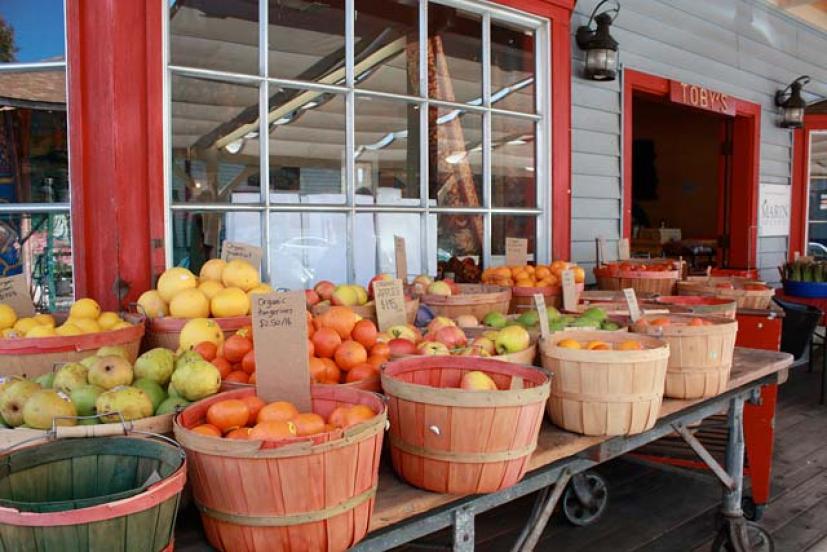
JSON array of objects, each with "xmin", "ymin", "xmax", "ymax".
[
  {"xmin": 623, "ymin": 69, "xmax": 762, "ymax": 269},
  {"xmin": 790, "ymin": 114, "xmax": 827, "ymax": 258}
]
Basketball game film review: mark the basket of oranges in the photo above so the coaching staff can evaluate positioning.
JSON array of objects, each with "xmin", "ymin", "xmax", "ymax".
[
  {"xmin": 677, "ymin": 277, "xmax": 774, "ymax": 310},
  {"xmin": 481, "ymin": 261, "xmax": 586, "ymax": 314},
  {"xmin": 593, "ymin": 260, "xmax": 681, "ymax": 296}
]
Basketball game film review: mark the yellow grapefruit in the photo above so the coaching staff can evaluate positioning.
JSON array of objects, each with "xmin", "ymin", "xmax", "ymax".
[
  {"xmin": 70, "ymin": 298, "xmax": 101, "ymax": 320},
  {"xmin": 13, "ymin": 317, "xmax": 39, "ymax": 335},
  {"xmin": 199, "ymin": 258, "xmax": 227, "ymax": 283},
  {"xmin": 210, "ymin": 287, "xmax": 250, "ymax": 318},
  {"xmin": 0, "ymin": 304, "xmax": 17, "ymax": 330},
  {"xmin": 137, "ymin": 290, "xmax": 168, "ymax": 319},
  {"xmin": 221, "ymin": 260, "xmax": 260, "ymax": 291},
  {"xmin": 179, "ymin": 318, "xmax": 225, "ymax": 351},
  {"xmin": 157, "ymin": 267, "xmax": 197, "ymax": 303},
  {"xmin": 97, "ymin": 311, "xmax": 121, "ymax": 330},
  {"xmin": 25, "ymin": 325, "xmax": 57, "ymax": 338},
  {"xmin": 73, "ymin": 318, "xmax": 101, "ymax": 334},
  {"xmin": 169, "ymin": 288, "xmax": 210, "ymax": 319},
  {"xmin": 198, "ymin": 280, "xmax": 225, "ymax": 300},
  {"xmin": 56, "ymin": 323, "xmax": 84, "ymax": 337},
  {"xmin": 33, "ymin": 313, "xmax": 55, "ymax": 327}
]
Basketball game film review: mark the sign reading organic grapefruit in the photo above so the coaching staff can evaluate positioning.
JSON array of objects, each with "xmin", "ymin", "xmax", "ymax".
[
  {"xmin": 252, "ymin": 291, "xmax": 311, "ymax": 410},
  {"xmin": 505, "ymin": 237, "xmax": 528, "ymax": 266},
  {"xmin": 373, "ymin": 279, "xmax": 407, "ymax": 332},
  {"xmin": 221, "ymin": 241, "xmax": 263, "ymax": 270},
  {"xmin": 561, "ymin": 269, "xmax": 577, "ymax": 312},
  {"xmin": 533, "ymin": 293, "xmax": 550, "ymax": 339},
  {"xmin": 0, "ymin": 275, "xmax": 35, "ymax": 317},
  {"xmin": 669, "ymin": 81, "xmax": 735, "ymax": 116}
]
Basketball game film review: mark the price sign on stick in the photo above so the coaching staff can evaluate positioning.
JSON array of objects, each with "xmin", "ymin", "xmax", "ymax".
[
  {"xmin": 505, "ymin": 237, "xmax": 528, "ymax": 266},
  {"xmin": 623, "ymin": 288, "xmax": 642, "ymax": 322},
  {"xmin": 252, "ymin": 291, "xmax": 311, "ymax": 410},
  {"xmin": 618, "ymin": 238, "xmax": 630, "ymax": 261},
  {"xmin": 0, "ymin": 275, "xmax": 35, "ymax": 317},
  {"xmin": 221, "ymin": 241, "xmax": 263, "ymax": 270},
  {"xmin": 533, "ymin": 293, "xmax": 551, "ymax": 339},
  {"xmin": 596, "ymin": 237, "xmax": 607, "ymax": 266},
  {"xmin": 374, "ymin": 279, "xmax": 407, "ymax": 332},
  {"xmin": 394, "ymin": 235, "xmax": 407, "ymax": 282},
  {"xmin": 561, "ymin": 269, "xmax": 577, "ymax": 312}
]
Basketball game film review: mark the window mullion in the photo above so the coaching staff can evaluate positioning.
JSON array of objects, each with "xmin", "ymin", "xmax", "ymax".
[
  {"xmin": 259, "ymin": 0, "xmax": 271, "ymax": 282},
  {"xmin": 419, "ymin": 0, "xmax": 430, "ymax": 277},
  {"xmin": 482, "ymin": 11, "xmax": 492, "ymax": 268},
  {"xmin": 346, "ymin": 0, "xmax": 356, "ymax": 282}
]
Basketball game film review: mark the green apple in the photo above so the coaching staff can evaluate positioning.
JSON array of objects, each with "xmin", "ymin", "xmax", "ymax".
[
  {"xmin": 69, "ymin": 384, "xmax": 104, "ymax": 417},
  {"xmin": 495, "ymin": 325, "xmax": 531, "ymax": 355},
  {"xmin": 482, "ymin": 311, "xmax": 507, "ymax": 329}
]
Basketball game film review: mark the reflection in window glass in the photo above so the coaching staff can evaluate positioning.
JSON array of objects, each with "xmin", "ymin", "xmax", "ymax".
[
  {"xmin": 269, "ymin": 212, "xmax": 346, "ymax": 288},
  {"xmin": 438, "ymin": 214, "xmax": 482, "ymax": 261},
  {"xmin": 0, "ymin": 1, "xmax": 65, "ymax": 63},
  {"xmin": 268, "ymin": 0, "xmax": 346, "ymax": 82},
  {"xmin": 172, "ymin": 211, "xmax": 263, "ymax": 275},
  {"xmin": 492, "ymin": 214, "xmax": 535, "ymax": 260},
  {"xmin": 491, "ymin": 21, "xmax": 535, "ymax": 113},
  {"xmin": 429, "ymin": 107, "xmax": 482, "ymax": 207},
  {"xmin": 492, "ymin": 116, "xmax": 535, "ymax": 208},
  {"xmin": 428, "ymin": 5, "xmax": 482, "ymax": 105},
  {"xmin": 354, "ymin": 98, "xmax": 419, "ymax": 204},
  {"xmin": 354, "ymin": 212, "xmax": 436, "ymax": 283},
  {"xmin": 170, "ymin": 74, "xmax": 260, "ymax": 205},
  {"xmin": 354, "ymin": 0, "xmax": 419, "ymax": 95},
  {"xmin": 808, "ymin": 133, "xmax": 827, "ymax": 258},
  {"xmin": 170, "ymin": 1, "xmax": 259, "ymax": 75}
]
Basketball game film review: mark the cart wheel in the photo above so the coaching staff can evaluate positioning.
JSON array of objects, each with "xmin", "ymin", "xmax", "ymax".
[
  {"xmin": 711, "ymin": 521, "xmax": 774, "ymax": 552},
  {"xmin": 562, "ymin": 473, "xmax": 608, "ymax": 527},
  {"xmin": 741, "ymin": 496, "xmax": 766, "ymax": 522}
]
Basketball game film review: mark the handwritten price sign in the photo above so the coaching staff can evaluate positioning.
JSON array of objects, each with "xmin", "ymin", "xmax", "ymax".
[{"xmin": 374, "ymin": 279, "xmax": 407, "ymax": 331}]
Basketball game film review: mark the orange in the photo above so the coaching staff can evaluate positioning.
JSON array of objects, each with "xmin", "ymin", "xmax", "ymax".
[
  {"xmin": 192, "ymin": 424, "xmax": 222, "ymax": 437},
  {"xmin": 225, "ymin": 427, "xmax": 252, "ymax": 440},
  {"xmin": 345, "ymin": 405, "xmax": 376, "ymax": 427},
  {"xmin": 535, "ymin": 266, "xmax": 551, "ymax": 279},
  {"xmin": 307, "ymin": 338, "xmax": 315, "ymax": 358},
  {"xmin": 650, "ymin": 318, "xmax": 671, "ymax": 326},
  {"xmin": 194, "ymin": 342, "xmax": 218, "ymax": 362},
  {"xmin": 585, "ymin": 341, "xmax": 611, "ymax": 351},
  {"xmin": 557, "ymin": 338, "xmax": 582, "ymax": 349},
  {"xmin": 370, "ymin": 342, "xmax": 390, "ymax": 358},
  {"xmin": 239, "ymin": 395, "xmax": 264, "ymax": 420},
  {"xmin": 366, "ymin": 355, "xmax": 387, "ymax": 370},
  {"xmin": 212, "ymin": 357, "xmax": 232, "ymax": 379},
  {"xmin": 292, "ymin": 412, "xmax": 326, "ymax": 436},
  {"xmin": 616, "ymin": 340, "xmax": 643, "ymax": 351},
  {"xmin": 257, "ymin": 401, "xmax": 299, "ymax": 424},
  {"xmin": 550, "ymin": 260, "xmax": 569, "ymax": 276},
  {"xmin": 328, "ymin": 405, "xmax": 350, "ymax": 428},
  {"xmin": 248, "ymin": 372, "xmax": 257, "ymax": 384},
  {"xmin": 346, "ymin": 363, "xmax": 379, "ymax": 383},
  {"xmin": 334, "ymin": 340, "xmax": 368, "ymax": 371},
  {"xmin": 310, "ymin": 357, "xmax": 341, "ymax": 384},
  {"xmin": 351, "ymin": 319, "xmax": 378, "ymax": 349},
  {"xmin": 206, "ymin": 399, "xmax": 251, "ymax": 432},
  {"xmin": 312, "ymin": 327, "xmax": 342, "ymax": 358},
  {"xmin": 250, "ymin": 421, "xmax": 297, "ymax": 441},
  {"xmin": 224, "ymin": 370, "xmax": 249, "ymax": 384},
  {"xmin": 572, "ymin": 266, "xmax": 586, "ymax": 284},
  {"xmin": 241, "ymin": 350, "xmax": 256, "ymax": 374},
  {"xmin": 224, "ymin": 335, "xmax": 253, "ymax": 363},
  {"xmin": 316, "ymin": 306, "xmax": 361, "ymax": 339}
]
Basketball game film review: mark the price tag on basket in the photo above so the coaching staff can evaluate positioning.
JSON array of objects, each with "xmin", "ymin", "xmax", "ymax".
[
  {"xmin": 0, "ymin": 274, "xmax": 35, "ymax": 317},
  {"xmin": 374, "ymin": 279, "xmax": 407, "ymax": 332},
  {"xmin": 251, "ymin": 291, "xmax": 311, "ymax": 411},
  {"xmin": 505, "ymin": 237, "xmax": 528, "ymax": 266},
  {"xmin": 533, "ymin": 293, "xmax": 550, "ymax": 339},
  {"xmin": 221, "ymin": 241, "xmax": 263, "ymax": 271},
  {"xmin": 618, "ymin": 238, "xmax": 630, "ymax": 261},
  {"xmin": 623, "ymin": 288, "xmax": 642, "ymax": 322},
  {"xmin": 394, "ymin": 235, "xmax": 407, "ymax": 282},
  {"xmin": 561, "ymin": 269, "xmax": 577, "ymax": 312}
]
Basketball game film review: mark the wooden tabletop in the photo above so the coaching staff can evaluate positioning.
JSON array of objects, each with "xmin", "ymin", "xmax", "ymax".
[{"xmin": 369, "ymin": 347, "xmax": 793, "ymax": 531}]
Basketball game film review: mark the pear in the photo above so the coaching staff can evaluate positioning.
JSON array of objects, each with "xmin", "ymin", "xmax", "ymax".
[
  {"xmin": 134, "ymin": 348, "xmax": 175, "ymax": 386},
  {"xmin": 34, "ymin": 372, "xmax": 55, "ymax": 389},
  {"xmin": 167, "ymin": 381, "xmax": 181, "ymax": 399},
  {"xmin": 581, "ymin": 307, "xmax": 607, "ymax": 322},
  {"xmin": 0, "ymin": 380, "xmax": 40, "ymax": 427},
  {"xmin": 546, "ymin": 306, "xmax": 562, "ymax": 321},
  {"xmin": 0, "ymin": 376, "xmax": 24, "ymax": 398},
  {"xmin": 482, "ymin": 312, "xmax": 508, "ymax": 329},
  {"xmin": 23, "ymin": 390, "xmax": 77, "ymax": 429},
  {"xmin": 96, "ymin": 386, "xmax": 153, "ymax": 423},
  {"xmin": 96, "ymin": 345, "xmax": 130, "ymax": 360},
  {"xmin": 516, "ymin": 310, "xmax": 539, "ymax": 327},
  {"xmin": 77, "ymin": 417, "xmax": 98, "ymax": 426},
  {"xmin": 88, "ymin": 356, "xmax": 133, "ymax": 390},
  {"xmin": 70, "ymin": 384, "xmax": 104, "ymax": 417},
  {"xmin": 170, "ymin": 360, "xmax": 221, "ymax": 402},
  {"xmin": 156, "ymin": 396, "xmax": 191, "ymax": 416},
  {"xmin": 494, "ymin": 325, "xmax": 531, "ymax": 355},
  {"xmin": 174, "ymin": 350, "xmax": 203, "ymax": 371},
  {"xmin": 54, "ymin": 362, "xmax": 89, "ymax": 394},
  {"xmin": 79, "ymin": 356, "xmax": 99, "ymax": 369},
  {"xmin": 133, "ymin": 378, "xmax": 166, "ymax": 413}
]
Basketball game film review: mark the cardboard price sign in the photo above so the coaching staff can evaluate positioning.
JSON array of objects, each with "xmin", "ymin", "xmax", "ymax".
[
  {"xmin": 533, "ymin": 293, "xmax": 550, "ymax": 339},
  {"xmin": 623, "ymin": 288, "xmax": 642, "ymax": 322},
  {"xmin": 251, "ymin": 291, "xmax": 311, "ymax": 411},
  {"xmin": 505, "ymin": 237, "xmax": 528, "ymax": 266},
  {"xmin": 561, "ymin": 269, "xmax": 577, "ymax": 312},
  {"xmin": 221, "ymin": 241, "xmax": 263, "ymax": 270},
  {"xmin": 373, "ymin": 279, "xmax": 407, "ymax": 331},
  {"xmin": 618, "ymin": 238, "xmax": 630, "ymax": 261},
  {"xmin": 394, "ymin": 235, "xmax": 408, "ymax": 281},
  {"xmin": 0, "ymin": 275, "xmax": 35, "ymax": 317}
]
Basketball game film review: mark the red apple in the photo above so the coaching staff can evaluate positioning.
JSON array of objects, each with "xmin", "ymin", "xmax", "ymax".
[
  {"xmin": 314, "ymin": 280, "xmax": 336, "ymax": 300},
  {"xmin": 443, "ymin": 278, "xmax": 461, "ymax": 295},
  {"xmin": 416, "ymin": 341, "xmax": 451, "ymax": 356},
  {"xmin": 388, "ymin": 338, "xmax": 417, "ymax": 356},
  {"xmin": 367, "ymin": 273, "xmax": 394, "ymax": 299},
  {"xmin": 427, "ymin": 316, "xmax": 456, "ymax": 335},
  {"xmin": 304, "ymin": 289, "xmax": 320, "ymax": 307},
  {"xmin": 434, "ymin": 326, "xmax": 468, "ymax": 349},
  {"xmin": 427, "ymin": 281, "xmax": 453, "ymax": 296}
]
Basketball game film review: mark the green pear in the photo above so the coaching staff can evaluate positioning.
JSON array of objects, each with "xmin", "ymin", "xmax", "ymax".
[
  {"xmin": 572, "ymin": 317, "xmax": 600, "ymax": 328},
  {"xmin": 156, "ymin": 396, "xmax": 191, "ymax": 416},
  {"xmin": 482, "ymin": 311, "xmax": 507, "ymax": 329},
  {"xmin": 23, "ymin": 390, "xmax": 77, "ymax": 429},
  {"xmin": 88, "ymin": 356, "xmax": 133, "ymax": 390},
  {"xmin": 494, "ymin": 325, "xmax": 531, "ymax": 355},
  {"xmin": 96, "ymin": 386, "xmax": 153, "ymax": 423},
  {"xmin": 34, "ymin": 372, "xmax": 55, "ymax": 389},
  {"xmin": 54, "ymin": 362, "xmax": 89, "ymax": 394},
  {"xmin": 170, "ymin": 360, "xmax": 221, "ymax": 402},
  {"xmin": 133, "ymin": 378, "xmax": 166, "ymax": 413},
  {"xmin": 546, "ymin": 306, "xmax": 562, "ymax": 321},
  {"xmin": 134, "ymin": 348, "xmax": 175, "ymax": 386},
  {"xmin": 0, "ymin": 380, "xmax": 41, "ymax": 427},
  {"xmin": 581, "ymin": 307, "xmax": 607, "ymax": 322},
  {"xmin": 0, "ymin": 376, "xmax": 23, "ymax": 398},
  {"xmin": 79, "ymin": 356, "xmax": 99, "ymax": 369},
  {"xmin": 516, "ymin": 310, "xmax": 539, "ymax": 328},
  {"xmin": 77, "ymin": 417, "xmax": 98, "ymax": 425},
  {"xmin": 600, "ymin": 320, "xmax": 620, "ymax": 331},
  {"xmin": 70, "ymin": 384, "xmax": 104, "ymax": 417},
  {"xmin": 96, "ymin": 345, "xmax": 130, "ymax": 360},
  {"xmin": 174, "ymin": 350, "xmax": 203, "ymax": 371},
  {"xmin": 167, "ymin": 381, "xmax": 181, "ymax": 399}
]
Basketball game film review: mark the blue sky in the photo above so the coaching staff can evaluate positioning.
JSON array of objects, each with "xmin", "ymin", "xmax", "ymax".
[{"xmin": 0, "ymin": 0, "xmax": 65, "ymax": 62}]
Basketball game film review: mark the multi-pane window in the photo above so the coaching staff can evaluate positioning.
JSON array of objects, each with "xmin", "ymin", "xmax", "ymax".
[
  {"xmin": 0, "ymin": 1, "xmax": 72, "ymax": 310},
  {"xmin": 167, "ymin": 0, "xmax": 548, "ymax": 287}
]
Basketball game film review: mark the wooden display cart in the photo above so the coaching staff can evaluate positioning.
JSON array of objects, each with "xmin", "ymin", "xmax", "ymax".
[{"xmin": 351, "ymin": 348, "xmax": 791, "ymax": 551}]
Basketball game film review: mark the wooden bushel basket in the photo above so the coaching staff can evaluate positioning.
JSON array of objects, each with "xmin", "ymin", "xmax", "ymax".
[
  {"xmin": 312, "ymin": 298, "xmax": 419, "ymax": 326},
  {"xmin": 381, "ymin": 356, "xmax": 549, "ymax": 494},
  {"xmin": 631, "ymin": 314, "xmax": 738, "ymax": 399},
  {"xmin": 174, "ymin": 386, "xmax": 386, "ymax": 552},
  {"xmin": 142, "ymin": 315, "xmax": 251, "ymax": 351},
  {"xmin": 655, "ymin": 296, "xmax": 737, "ymax": 320},
  {"xmin": 540, "ymin": 331, "xmax": 669, "ymax": 436},
  {"xmin": 593, "ymin": 266, "xmax": 680, "ymax": 296},
  {"xmin": 0, "ymin": 313, "xmax": 145, "ymax": 379},
  {"xmin": 419, "ymin": 284, "xmax": 511, "ymax": 319},
  {"xmin": 508, "ymin": 283, "xmax": 585, "ymax": 314},
  {"xmin": 677, "ymin": 280, "xmax": 774, "ymax": 310},
  {"xmin": 0, "ymin": 428, "xmax": 185, "ymax": 552}
]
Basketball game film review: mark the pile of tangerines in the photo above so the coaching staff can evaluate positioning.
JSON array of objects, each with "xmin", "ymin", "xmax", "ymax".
[
  {"xmin": 309, "ymin": 306, "xmax": 386, "ymax": 385},
  {"xmin": 596, "ymin": 260, "xmax": 681, "ymax": 275},
  {"xmin": 481, "ymin": 261, "xmax": 586, "ymax": 288},
  {"xmin": 190, "ymin": 395, "xmax": 377, "ymax": 440},
  {"xmin": 194, "ymin": 326, "xmax": 258, "ymax": 384}
]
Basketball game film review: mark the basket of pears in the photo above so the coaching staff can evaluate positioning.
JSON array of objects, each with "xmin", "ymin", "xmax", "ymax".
[
  {"xmin": 466, "ymin": 306, "xmax": 625, "ymax": 339},
  {"xmin": 0, "ymin": 344, "xmax": 222, "ymax": 447}
]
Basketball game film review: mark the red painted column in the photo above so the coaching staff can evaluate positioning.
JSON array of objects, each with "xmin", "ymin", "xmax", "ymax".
[{"xmin": 66, "ymin": 0, "xmax": 163, "ymax": 310}]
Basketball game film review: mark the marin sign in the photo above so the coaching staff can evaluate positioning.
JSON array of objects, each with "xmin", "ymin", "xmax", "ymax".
[{"xmin": 758, "ymin": 184, "xmax": 791, "ymax": 237}]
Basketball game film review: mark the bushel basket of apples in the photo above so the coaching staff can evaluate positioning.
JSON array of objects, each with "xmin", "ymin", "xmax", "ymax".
[
  {"xmin": 417, "ymin": 281, "xmax": 511, "ymax": 320},
  {"xmin": 677, "ymin": 277, "xmax": 774, "ymax": 310},
  {"xmin": 138, "ymin": 259, "xmax": 273, "ymax": 350},
  {"xmin": 381, "ymin": 355, "xmax": 550, "ymax": 494},
  {"xmin": 0, "ymin": 298, "xmax": 144, "ymax": 379},
  {"xmin": 307, "ymin": 276, "xmax": 419, "ymax": 326},
  {"xmin": 173, "ymin": 385, "xmax": 386, "ymax": 552},
  {"xmin": 631, "ymin": 314, "xmax": 738, "ymax": 399},
  {"xmin": 540, "ymin": 330, "xmax": 669, "ymax": 436}
]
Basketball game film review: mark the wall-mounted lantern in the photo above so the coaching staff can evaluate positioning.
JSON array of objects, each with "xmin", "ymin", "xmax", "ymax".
[
  {"xmin": 775, "ymin": 75, "xmax": 810, "ymax": 129},
  {"xmin": 576, "ymin": 1, "xmax": 620, "ymax": 81}
]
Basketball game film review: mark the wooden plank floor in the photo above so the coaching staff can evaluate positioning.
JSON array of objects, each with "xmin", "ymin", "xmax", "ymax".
[{"xmin": 174, "ymin": 362, "xmax": 827, "ymax": 551}]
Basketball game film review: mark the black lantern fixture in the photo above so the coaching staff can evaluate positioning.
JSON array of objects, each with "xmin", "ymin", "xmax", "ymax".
[
  {"xmin": 775, "ymin": 75, "xmax": 810, "ymax": 129},
  {"xmin": 576, "ymin": 0, "xmax": 620, "ymax": 81}
]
